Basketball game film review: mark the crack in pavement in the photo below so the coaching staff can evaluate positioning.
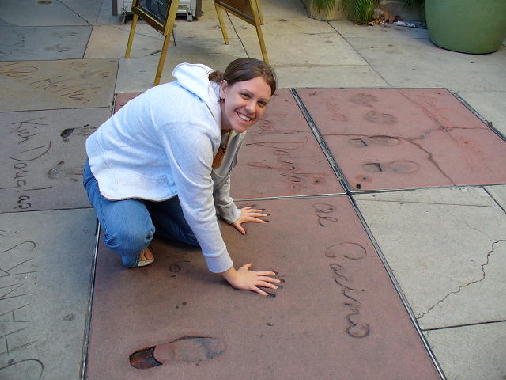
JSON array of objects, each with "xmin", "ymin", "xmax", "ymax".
[{"xmin": 417, "ymin": 239, "xmax": 506, "ymax": 319}]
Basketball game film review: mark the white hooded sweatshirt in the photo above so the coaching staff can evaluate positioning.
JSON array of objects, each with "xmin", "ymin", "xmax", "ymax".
[{"xmin": 85, "ymin": 63, "xmax": 246, "ymax": 273}]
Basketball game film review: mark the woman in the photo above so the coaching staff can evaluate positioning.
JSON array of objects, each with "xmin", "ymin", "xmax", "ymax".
[{"xmin": 83, "ymin": 58, "xmax": 280, "ymax": 296}]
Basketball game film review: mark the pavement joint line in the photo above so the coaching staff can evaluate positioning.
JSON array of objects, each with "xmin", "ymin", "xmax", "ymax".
[
  {"xmin": 346, "ymin": 194, "xmax": 447, "ymax": 380},
  {"xmin": 290, "ymin": 88, "xmax": 352, "ymax": 194},
  {"xmin": 483, "ymin": 186, "xmax": 506, "ymax": 215},
  {"xmin": 54, "ymin": 0, "xmax": 91, "ymax": 25},
  {"xmin": 0, "ymin": 106, "xmax": 112, "ymax": 113},
  {"xmin": 0, "ymin": 206, "xmax": 93, "ymax": 215},
  {"xmin": 354, "ymin": 199, "xmax": 493, "ymax": 208},
  {"xmin": 80, "ymin": 221, "xmax": 100, "ymax": 380},
  {"xmin": 349, "ymin": 182, "xmax": 506, "ymax": 195},
  {"xmin": 290, "ymin": 87, "xmax": 445, "ymax": 378},
  {"xmin": 451, "ymin": 90, "xmax": 506, "ymax": 142},
  {"xmin": 422, "ymin": 319, "xmax": 506, "ymax": 332},
  {"xmin": 235, "ymin": 192, "xmax": 347, "ymax": 202},
  {"xmin": 226, "ymin": 12, "xmax": 249, "ymax": 57},
  {"xmin": 326, "ymin": 21, "xmax": 392, "ymax": 87}
]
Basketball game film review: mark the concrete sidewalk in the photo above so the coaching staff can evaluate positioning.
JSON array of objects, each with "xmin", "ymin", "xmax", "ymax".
[{"xmin": 0, "ymin": 0, "xmax": 505, "ymax": 379}]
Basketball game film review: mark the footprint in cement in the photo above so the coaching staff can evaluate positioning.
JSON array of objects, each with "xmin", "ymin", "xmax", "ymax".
[
  {"xmin": 47, "ymin": 161, "xmax": 82, "ymax": 182},
  {"xmin": 129, "ymin": 336, "xmax": 226, "ymax": 370}
]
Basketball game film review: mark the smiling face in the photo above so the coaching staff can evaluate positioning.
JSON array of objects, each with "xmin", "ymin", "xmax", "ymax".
[{"xmin": 220, "ymin": 76, "xmax": 272, "ymax": 133}]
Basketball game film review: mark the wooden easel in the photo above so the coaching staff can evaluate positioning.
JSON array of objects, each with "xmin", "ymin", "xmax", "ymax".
[{"xmin": 125, "ymin": 0, "xmax": 269, "ymax": 86}]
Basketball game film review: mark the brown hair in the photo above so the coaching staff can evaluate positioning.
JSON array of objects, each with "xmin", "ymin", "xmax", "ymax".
[{"xmin": 209, "ymin": 58, "xmax": 276, "ymax": 95}]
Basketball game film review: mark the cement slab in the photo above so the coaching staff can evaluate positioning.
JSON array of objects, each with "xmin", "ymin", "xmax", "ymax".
[
  {"xmin": 231, "ymin": 89, "xmax": 343, "ymax": 198},
  {"xmin": 85, "ymin": 19, "xmax": 235, "ymax": 59},
  {"xmin": 233, "ymin": 19, "xmax": 368, "ymax": 67},
  {"xmin": 485, "ymin": 184, "xmax": 506, "ymax": 211},
  {"xmin": 58, "ymin": 0, "xmax": 106, "ymax": 25},
  {"xmin": 86, "ymin": 196, "xmax": 438, "ymax": 379},
  {"xmin": 330, "ymin": 21, "xmax": 429, "ymax": 40},
  {"xmin": 116, "ymin": 40, "xmax": 246, "ymax": 92},
  {"xmin": 85, "ymin": 24, "xmax": 164, "ymax": 59},
  {"xmin": 346, "ymin": 35, "xmax": 506, "ymax": 92},
  {"xmin": 354, "ymin": 187, "xmax": 506, "ymax": 329},
  {"xmin": 0, "ymin": 59, "xmax": 117, "ymax": 112},
  {"xmin": 275, "ymin": 65, "xmax": 388, "ymax": 89},
  {"xmin": 0, "ymin": 0, "xmax": 88, "ymax": 26},
  {"xmin": 0, "ymin": 26, "xmax": 91, "ymax": 61},
  {"xmin": 458, "ymin": 91, "xmax": 506, "ymax": 138},
  {"xmin": 0, "ymin": 209, "xmax": 96, "ymax": 380},
  {"xmin": 297, "ymin": 88, "xmax": 506, "ymax": 191},
  {"xmin": 0, "ymin": 108, "xmax": 110, "ymax": 212},
  {"xmin": 424, "ymin": 322, "xmax": 506, "ymax": 380},
  {"xmin": 112, "ymin": 90, "xmax": 341, "ymax": 196}
]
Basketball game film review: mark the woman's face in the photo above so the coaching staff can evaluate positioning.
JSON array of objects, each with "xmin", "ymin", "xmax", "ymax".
[{"xmin": 220, "ymin": 76, "xmax": 272, "ymax": 133}]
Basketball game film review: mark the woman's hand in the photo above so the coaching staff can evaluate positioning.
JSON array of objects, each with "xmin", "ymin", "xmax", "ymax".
[
  {"xmin": 232, "ymin": 207, "xmax": 268, "ymax": 234},
  {"xmin": 221, "ymin": 264, "xmax": 280, "ymax": 296}
]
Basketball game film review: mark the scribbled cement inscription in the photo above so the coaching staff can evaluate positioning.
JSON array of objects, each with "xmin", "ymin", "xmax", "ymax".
[
  {"xmin": 230, "ymin": 89, "xmax": 343, "ymax": 198},
  {"xmin": 0, "ymin": 59, "xmax": 117, "ymax": 111},
  {"xmin": 312, "ymin": 202, "xmax": 369, "ymax": 338},
  {"xmin": 0, "ymin": 210, "xmax": 96, "ymax": 380},
  {"xmin": 0, "ymin": 230, "xmax": 42, "ymax": 379},
  {"xmin": 0, "ymin": 108, "xmax": 110, "ymax": 212},
  {"xmin": 87, "ymin": 196, "xmax": 438, "ymax": 379}
]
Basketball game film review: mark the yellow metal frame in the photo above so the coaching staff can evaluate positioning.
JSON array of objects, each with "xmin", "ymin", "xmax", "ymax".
[
  {"xmin": 125, "ymin": 0, "xmax": 269, "ymax": 85},
  {"xmin": 214, "ymin": 0, "xmax": 269, "ymax": 64}
]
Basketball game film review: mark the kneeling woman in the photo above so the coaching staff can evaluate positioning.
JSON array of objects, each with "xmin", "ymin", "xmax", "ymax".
[{"xmin": 83, "ymin": 58, "xmax": 280, "ymax": 296}]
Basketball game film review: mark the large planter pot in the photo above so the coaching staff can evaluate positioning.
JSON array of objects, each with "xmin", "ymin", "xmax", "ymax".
[{"xmin": 425, "ymin": 0, "xmax": 506, "ymax": 54}]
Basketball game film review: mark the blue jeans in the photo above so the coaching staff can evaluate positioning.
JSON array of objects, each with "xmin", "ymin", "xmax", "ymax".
[{"xmin": 83, "ymin": 161, "xmax": 199, "ymax": 267}]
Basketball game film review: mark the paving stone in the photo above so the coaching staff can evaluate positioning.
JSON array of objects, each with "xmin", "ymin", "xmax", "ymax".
[
  {"xmin": 0, "ymin": 108, "xmax": 110, "ymax": 212},
  {"xmin": 458, "ymin": 91, "xmax": 506, "ymax": 138},
  {"xmin": 275, "ymin": 65, "xmax": 388, "ymax": 89},
  {"xmin": 0, "ymin": 59, "xmax": 117, "ymax": 112},
  {"xmin": 58, "ymin": 0, "xmax": 105, "ymax": 25},
  {"xmin": 354, "ymin": 187, "xmax": 506, "ymax": 329},
  {"xmin": 86, "ymin": 196, "xmax": 438, "ymax": 379},
  {"xmin": 485, "ymin": 184, "xmax": 506, "ymax": 211},
  {"xmin": 0, "ymin": 26, "xmax": 92, "ymax": 61},
  {"xmin": 346, "ymin": 35, "xmax": 506, "ymax": 92},
  {"xmin": 112, "ymin": 89, "xmax": 341, "ymax": 196},
  {"xmin": 231, "ymin": 89, "xmax": 343, "ymax": 197},
  {"xmin": 298, "ymin": 88, "xmax": 506, "ymax": 191},
  {"xmin": 330, "ymin": 21, "xmax": 429, "ymax": 40},
  {"xmin": 116, "ymin": 38, "xmax": 246, "ymax": 92},
  {"xmin": 0, "ymin": 0, "xmax": 88, "ymax": 26},
  {"xmin": 424, "ymin": 322, "xmax": 506, "ymax": 380},
  {"xmin": 233, "ymin": 18, "xmax": 368, "ymax": 67},
  {"xmin": 0, "ymin": 209, "xmax": 96, "ymax": 380}
]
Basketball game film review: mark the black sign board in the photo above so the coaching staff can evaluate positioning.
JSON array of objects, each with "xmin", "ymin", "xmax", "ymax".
[
  {"xmin": 132, "ymin": 0, "xmax": 171, "ymax": 32},
  {"xmin": 214, "ymin": 0, "xmax": 262, "ymax": 25}
]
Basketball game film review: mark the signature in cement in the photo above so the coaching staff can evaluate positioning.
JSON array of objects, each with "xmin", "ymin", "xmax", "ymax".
[
  {"xmin": 0, "ymin": 238, "xmax": 42, "ymax": 378},
  {"xmin": 325, "ymin": 242, "xmax": 370, "ymax": 339}
]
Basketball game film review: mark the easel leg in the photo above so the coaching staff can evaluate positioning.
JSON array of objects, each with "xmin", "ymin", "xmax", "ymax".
[
  {"xmin": 125, "ymin": 13, "xmax": 139, "ymax": 58},
  {"xmin": 249, "ymin": 0, "xmax": 269, "ymax": 64},
  {"xmin": 214, "ymin": 4, "xmax": 229, "ymax": 45},
  {"xmin": 154, "ymin": 33, "xmax": 171, "ymax": 85}
]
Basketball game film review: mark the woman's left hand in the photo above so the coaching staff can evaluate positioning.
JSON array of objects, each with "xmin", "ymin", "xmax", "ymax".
[{"xmin": 232, "ymin": 207, "xmax": 268, "ymax": 234}]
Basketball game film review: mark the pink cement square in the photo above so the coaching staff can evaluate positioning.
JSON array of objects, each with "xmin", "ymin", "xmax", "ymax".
[{"xmin": 298, "ymin": 88, "xmax": 506, "ymax": 191}]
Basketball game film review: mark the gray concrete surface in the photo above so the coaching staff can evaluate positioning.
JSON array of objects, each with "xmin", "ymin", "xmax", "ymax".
[
  {"xmin": 354, "ymin": 187, "xmax": 506, "ymax": 329},
  {"xmin": 424, "ymin": 322, "xmax": 506, "ymax": 380},
  {"xmin": 0, "ymin": 0, "xmax": 505, "ymax": 379},
  {"xmin": 0, "ymin": 209, "xmax": 97, "ymax": 380}
]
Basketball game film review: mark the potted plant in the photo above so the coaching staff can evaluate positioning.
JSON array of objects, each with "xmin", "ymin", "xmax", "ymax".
[
  {"xmin": 306, "ymin": 0, "xmax": 379, "ymax": 23},
  {"xmin": 425, "ymin": 0, "xmax": 506, "ymax": 54}
]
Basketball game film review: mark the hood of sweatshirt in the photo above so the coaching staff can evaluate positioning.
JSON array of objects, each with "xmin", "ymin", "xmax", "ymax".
[{"xmin": 172, "ymin": 62, "xmax": 221, "ymax": 122}]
